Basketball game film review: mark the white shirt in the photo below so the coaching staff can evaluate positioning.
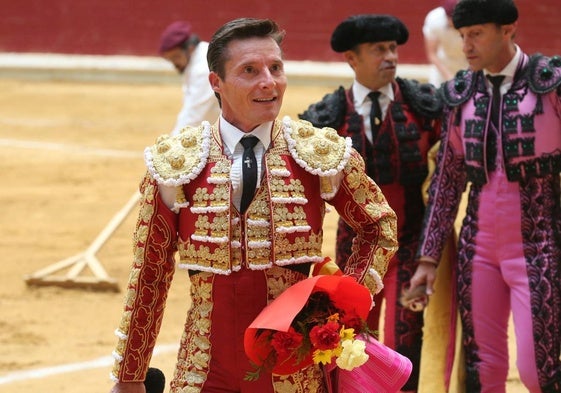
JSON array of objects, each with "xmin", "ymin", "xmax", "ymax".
[
  {"xmin": 485, "ymin": 45, "xmax": 522, "ymax": 95},
  {"xmin": 219, "ymin": 117, "xmax": 272, "ymax": 211},
  {"xmin": 422, "ymin": 6, "xmax": 467, "ymax": 86},
  {"xmin": 352, "ymin": 81, "xmax": 394, "ymax": 144},
  {"xmin": 172, "ymin": 41, "xmax": 221, "ymax": 135}
]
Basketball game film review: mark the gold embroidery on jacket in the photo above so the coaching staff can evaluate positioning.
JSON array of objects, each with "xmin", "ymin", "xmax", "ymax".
[
  {"xmin": 285, "ymin": 119, "xmax": 350, "ymax": 174},
  {"xmin": 111, "ymin": 177, "xmax": 162, "ymax": 380},
  {"xmin": 146, "ymin": 124, "xmax": 211, "ymax": 186},
  {"xmin": 209, "ymin": 160, "xmax": 230, "ymax": 183},
  {"xmin": 272, "ymin": 366, "xmax": 326, "ymax": 393},
  {"xmin": 192, "ymin": 188, "xmax": 212, "ymax": 208},
  {"xmin": 170, "ymin": 274, "xmax": 213, "ymax": 392}
]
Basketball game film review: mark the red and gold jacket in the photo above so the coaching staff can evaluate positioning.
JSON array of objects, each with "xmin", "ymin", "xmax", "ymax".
[{"xmin": 110, "ymin": 117, "xmax": 398, "ymax": 382}]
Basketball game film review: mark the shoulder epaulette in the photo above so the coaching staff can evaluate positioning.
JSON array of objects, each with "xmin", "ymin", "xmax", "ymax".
[
  {"xmin": 440, "ymin": 69, "xmax": 479, "ymax": 107},
  {"xmin": 396, "ymin": 77, "xmax": 443, "ymax": 119},
  {"xmin": 283, "ymin": 117, "xmax": 352, "ymax": 177},
  {"xmin": 144, "ymin": 122, "xmax": 211, "ymax": 186},
  {"xmin": 527, "ymin": 53, "xmax": 561, "ymax": 94},
  {"xmin": 298, "ymin": 86, "xmax": 347, "ymax": 129}
]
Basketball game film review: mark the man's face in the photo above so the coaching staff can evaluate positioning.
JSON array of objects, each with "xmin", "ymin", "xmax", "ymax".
[
  {"xmin": 458, "ymin": 22, "xmax": 515, "ymax": 73},
  {"xmin": 162, "ymin": 47, "xmax": 190, "ymax": 74},
  {"xmin": 209, "ymin": 37, "xmax": 287, "ymax": 132},
  {"xmin": 345, "ymin": 41, "xmax": 398, "ymax": 90}
]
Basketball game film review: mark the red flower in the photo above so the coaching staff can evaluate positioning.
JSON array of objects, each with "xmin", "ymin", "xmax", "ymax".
[
  {"xmin": 271, "ymin": 328, "xmax": 303, "ymax": 357},
  {"xmin": 309, "ymin": 321, "xmax": 341, "ymax": 350},
  {"xmin": 341, "ymin": 312, "xmax": 364, "ymax": 332}
]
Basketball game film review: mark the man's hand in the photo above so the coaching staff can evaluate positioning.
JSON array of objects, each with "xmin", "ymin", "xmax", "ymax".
[
  {"xmin": 409, "ymin": 258, "xmax": 438, "ymax": 295},
  {"xmin": 110, "ymin": 382, "xmax": 146, "ymax": 393}
]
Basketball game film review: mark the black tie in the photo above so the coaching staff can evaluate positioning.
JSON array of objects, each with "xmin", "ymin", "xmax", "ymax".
[
  {"xmin": 240, "ymin": 136, "xmax": 259, "ymax": 213},
  {"xmin": 486, "ymin": 75, "xmax": 505, "ymax": 172},
  {"xmin": 368, "ymin": 91, "xmax": 382, "ymax": 140}
]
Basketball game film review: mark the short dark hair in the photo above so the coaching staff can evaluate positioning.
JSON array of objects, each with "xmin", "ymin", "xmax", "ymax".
[{"xmin": 207, "ymin": 18, "xmax": 285, "ymax": 79}]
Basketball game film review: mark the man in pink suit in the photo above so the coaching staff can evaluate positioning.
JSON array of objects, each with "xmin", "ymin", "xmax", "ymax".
[{"xmin": 411, "ymin": 0, "xmax": 561, "ymax": 391}]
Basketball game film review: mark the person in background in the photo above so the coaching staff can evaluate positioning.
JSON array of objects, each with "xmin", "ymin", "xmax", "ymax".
[
  {"xmin": 159, "ymin": 20, "xmax": 220, "ymax": 134},
  {"xmin": 422, "ymin": 0, "xmax": 467, "ymax": 86},
  {"xmin": 109, "ymin": 17, "xmax": 398, "ymax": 393},
  {"xmin": 410, "ymin": 0, "xmax": 561, "ymax": 391},
  {"xmin": 299, "ymin": 14, "xmax": 442, "ymax": 392}
]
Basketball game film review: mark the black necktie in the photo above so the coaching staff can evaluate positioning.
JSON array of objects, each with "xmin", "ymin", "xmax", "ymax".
[
  {"xmin": 240, "ymin": 136, "xmax": 259, "ymax": 213},
  {"xmin": 368, "ymin": 91, "xmax": 382, "ymax": 140},
  {"xmin": 486, "ymin": 75, "xmax": 504, "ymax": 172}
]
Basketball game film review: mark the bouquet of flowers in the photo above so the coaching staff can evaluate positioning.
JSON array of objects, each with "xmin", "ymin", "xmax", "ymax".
[
  {"xmin": 243, "ymin": 274, "xmax": 374, "ymax": 379},
  {"xmin": 244, "ymin": 270, "xmax": 413, "ymax": 392}
]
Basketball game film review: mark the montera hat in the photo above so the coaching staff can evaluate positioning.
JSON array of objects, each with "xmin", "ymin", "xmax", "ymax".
[
  {"xmin": 330, "ymin": 14, "xmax": 409, "ymax": 53},
  {"xmin": 159, "ymin": 21, "xmax": 192, "ymax": 53},
  {"xmin": 452, "ymin": 0, "xmax": 518, "ymax": 29}
]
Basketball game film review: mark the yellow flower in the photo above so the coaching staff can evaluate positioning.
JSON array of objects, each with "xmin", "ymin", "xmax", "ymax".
[
  {"xmin": 340, "ymin": 326, "xmax": 355, "ymax": 341},
  {"xmin": 313, "ymin": 348, "xmax": 334, "ymax": 365},
  {"xmin": 335, "ymin": 339, "xmax": 369, "ymax": 371},
  {"xmin": 332, "ymin": 345, "xmax": 343, "ymax": 358}
]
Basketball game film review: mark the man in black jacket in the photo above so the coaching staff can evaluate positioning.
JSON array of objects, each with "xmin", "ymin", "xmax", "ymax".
[{"xmin": 300, "ymin": 14, "xmax": 442, "ymax": 392}]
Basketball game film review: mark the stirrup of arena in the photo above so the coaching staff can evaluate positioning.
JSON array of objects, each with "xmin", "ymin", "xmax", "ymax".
[{"xmin": 24, "ymin": 192, "xmax": 140, "ymax": 292}]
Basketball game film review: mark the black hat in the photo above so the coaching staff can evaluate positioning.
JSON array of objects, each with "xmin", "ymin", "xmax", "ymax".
[
  {"xmin": 331, "ymin": 14, "xmax": 409, "ymax": 53},
  {"xmin": 453, "ymin": 0, "xmax": 518, "ymax": 29}
]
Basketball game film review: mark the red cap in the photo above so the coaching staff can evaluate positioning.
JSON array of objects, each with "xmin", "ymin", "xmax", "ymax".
[
  {"xmin": 442, "ymin": 0, "xmax": 458, "ymax": 17},
  {"xmin": 159, "ymin": 21, "xmax": 192, "ymax": 53}
]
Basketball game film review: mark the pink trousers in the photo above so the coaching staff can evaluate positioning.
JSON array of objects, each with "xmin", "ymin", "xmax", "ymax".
[{"xmin": 467, "ymin": 171, "xmax": 540, "ymax": 392}]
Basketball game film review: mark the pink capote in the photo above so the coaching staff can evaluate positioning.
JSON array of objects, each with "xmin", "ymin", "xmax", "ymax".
[{"xmin": 337, "ymin": 338, "xmax": 413, "ymax": 393}]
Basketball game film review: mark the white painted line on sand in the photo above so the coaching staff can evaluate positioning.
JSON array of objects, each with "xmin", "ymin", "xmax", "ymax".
[
  {"xmin": 0, "ymin": 138, "xmax": 142, "ymax": 158},
  {"xmin": 0, "ymin": 343, "xmax": 178, "ymax": 385}
]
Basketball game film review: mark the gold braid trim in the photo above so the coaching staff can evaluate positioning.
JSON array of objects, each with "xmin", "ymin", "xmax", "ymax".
[
  {"xmin": 144, "ymin": 122, "xmax": 212, "ymax": 187},
  {"xmin": 283, "ymin": 117, "xmax": 352, "ymax": 176}
]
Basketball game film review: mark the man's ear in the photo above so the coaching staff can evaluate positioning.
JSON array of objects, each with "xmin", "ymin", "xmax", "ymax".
[
  {"xmin": 209, "ymin": 71, "xmax": 221, "ymax": 94},
  {"xmin": 344, "ymin": 50, "xmax": 357, "ymax": 70},
  {"xmin": 503, "ymin": 21, "xmax": 517, "ymax": 39}
]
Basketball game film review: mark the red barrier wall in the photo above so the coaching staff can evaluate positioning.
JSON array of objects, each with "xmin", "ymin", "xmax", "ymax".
[{"xmin": 1, "ymin": 0, "xmax": 560, "ymax": 64}]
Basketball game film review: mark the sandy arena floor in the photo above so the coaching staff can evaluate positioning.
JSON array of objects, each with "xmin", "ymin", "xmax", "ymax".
[{"xmin": 0, "ymin": 78, "xmax": 524, "ymax": 392}]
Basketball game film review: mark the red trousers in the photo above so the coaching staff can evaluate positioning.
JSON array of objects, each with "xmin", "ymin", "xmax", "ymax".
[{"xmin": 170, "ymin": 267, "xmax": 327, "ymax": 393}]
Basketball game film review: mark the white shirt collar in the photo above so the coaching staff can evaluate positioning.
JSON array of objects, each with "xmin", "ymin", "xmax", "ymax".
[
  {"xmin": 219, "ymin": 116, "xmax": 273, "ymax": 154},
  {"xmin": 352, "ymin": 80, "xmax": 394, "ymax": 105}
]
